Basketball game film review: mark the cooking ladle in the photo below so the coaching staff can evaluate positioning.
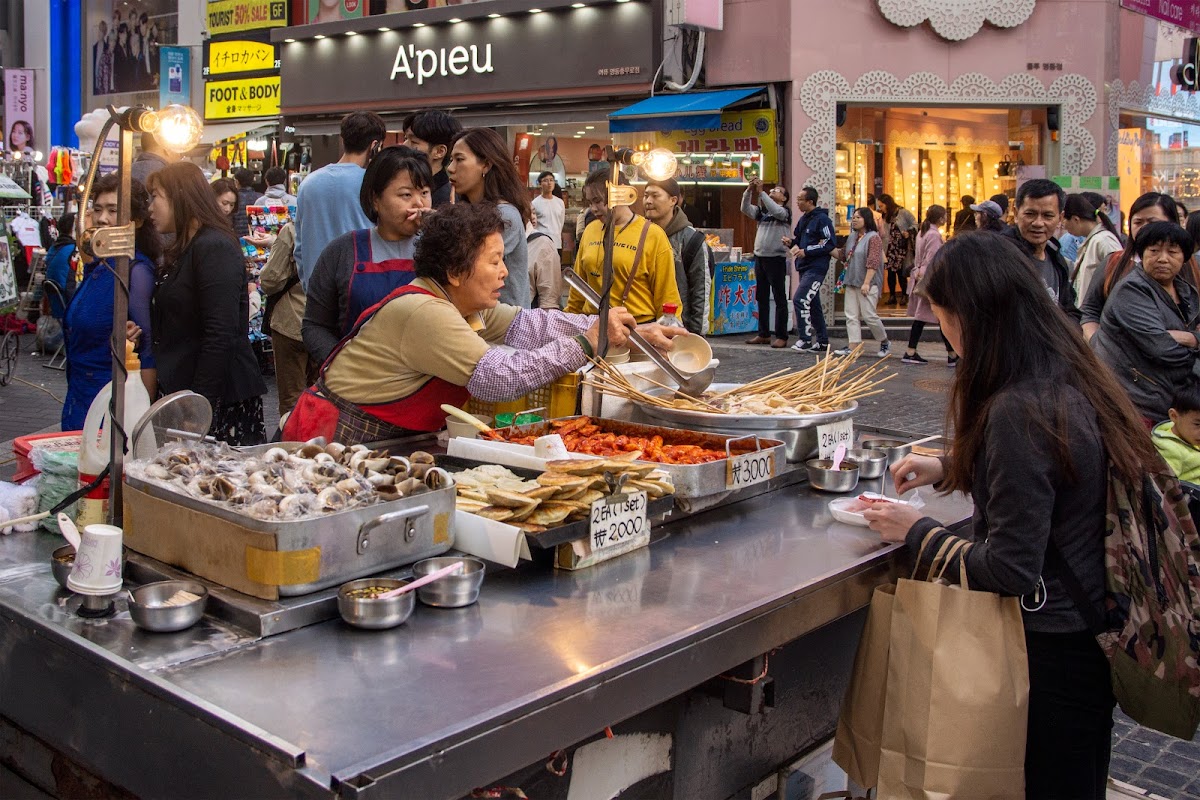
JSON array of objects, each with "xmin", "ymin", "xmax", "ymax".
[{"xmin": 562, "ymin": 270, "xmax": 716, "ymax": 398}]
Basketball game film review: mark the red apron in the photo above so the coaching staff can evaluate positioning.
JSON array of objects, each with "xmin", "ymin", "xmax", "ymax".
[{"xmin": 283, "ymin": 284, "xmax": 469, "ymax": 445}]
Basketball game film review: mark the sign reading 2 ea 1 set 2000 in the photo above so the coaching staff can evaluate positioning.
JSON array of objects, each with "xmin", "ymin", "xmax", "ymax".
[{"xmin": 590, "ymin": 491, "xmax": 649, "ymax": 553}]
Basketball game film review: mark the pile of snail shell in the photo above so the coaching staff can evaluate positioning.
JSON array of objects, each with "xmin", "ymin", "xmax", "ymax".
[{"xmin": 131, "ymin": 440, "xmax": 452, "ymax": 521}]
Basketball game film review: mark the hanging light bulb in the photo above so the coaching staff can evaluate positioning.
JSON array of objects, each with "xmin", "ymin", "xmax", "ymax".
[
  {"xmin": 634, "ymin": 147, "xmax": 679, "ymax": 181},
  {"xmin": 152, "ymin": 104, "xmax": 204, "ymax": 154},
  {"xmin": 704, "ymin": 156, "xmax": 715, "ymax": 167}
]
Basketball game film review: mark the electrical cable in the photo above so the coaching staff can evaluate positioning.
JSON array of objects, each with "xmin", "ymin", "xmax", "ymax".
[{"xmin": 664, "ymin": 28, "xmax": 705, "ymax": 93}]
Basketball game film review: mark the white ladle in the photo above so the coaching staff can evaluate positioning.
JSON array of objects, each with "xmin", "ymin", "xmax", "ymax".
[{"xmin": 57, "ymin": 513, "xmax": 82, "ymax": 551}]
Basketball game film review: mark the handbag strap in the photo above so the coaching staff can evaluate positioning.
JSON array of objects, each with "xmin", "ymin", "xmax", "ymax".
[
  {"xmin": 618, "ymin": 218, "xmax": 652, "ymax": 306},
  {"xmin": 1045, "ymin": 541, "xmax": 1106, "ymax": 635}
]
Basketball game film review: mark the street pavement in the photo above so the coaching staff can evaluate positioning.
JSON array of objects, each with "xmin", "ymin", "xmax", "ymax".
[{"xmin": 0, "ymin": 332, "xmax": 1195, "ymax": 794}]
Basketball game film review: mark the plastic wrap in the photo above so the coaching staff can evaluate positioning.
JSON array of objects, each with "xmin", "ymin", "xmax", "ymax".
[{"xmin": 36, "ymin": 450, "xmax": 79, "ymax": 534}]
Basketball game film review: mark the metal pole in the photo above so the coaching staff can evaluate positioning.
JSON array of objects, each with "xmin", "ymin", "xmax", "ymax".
[
  {"xmin": 107, "ymin": 125, "xmax": 133, "ymax": 526},
  {"xmin": 593, "ymin": 157, "xmax": 622, "ymax": 418}
]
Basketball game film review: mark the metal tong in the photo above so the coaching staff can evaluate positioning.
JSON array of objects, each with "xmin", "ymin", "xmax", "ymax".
[{"xmin": 562, "ymin": 270, "xmax": 716, "ymax": 398}]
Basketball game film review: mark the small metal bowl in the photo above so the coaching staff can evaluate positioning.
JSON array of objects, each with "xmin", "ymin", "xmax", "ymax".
[
  {"xmin": 51, "ymin": 545, "xmax": 75, "ymax": 589},
  {"xmin": 805, "ymin": 458, "xmax": 860, "ymax": 493},
  {"xmin": 128, "ymin": 580, "xmax": 208, "ymax": 633},
  {"xmin": 411, "ymin": 557, "xmax": 486, "ymax": 608},
  {"xmin": 847, "ymin": 448, "xmax": 888, "ymax": 479},
  {"xmin": 337, "ymin": 578, "xmax": 416, "ymax": 630},
  {"xmin": 859, "ymin": 438, "xmax": 913, "ymax": 466}
]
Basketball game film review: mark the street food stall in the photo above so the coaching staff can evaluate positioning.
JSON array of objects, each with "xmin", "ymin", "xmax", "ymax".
[{"xmin": 0, "ymin": 351, "xmax": 971, "ymax": 799}]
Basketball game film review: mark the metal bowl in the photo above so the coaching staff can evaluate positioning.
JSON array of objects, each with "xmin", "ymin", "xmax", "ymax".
[
  {"xmin": 337, "ymin": 578, "xmax": 416, "ymax": 630},
  {"xmin": 847, "ymin": 448, "xmax": 888, "ymax": 479},
  {"xmin": 859, "ymin": 438, "xmax": 912, "ymax": 466},
  {"xmin": 805, "ymin": 458, "xmax": 860, "ymax": 493},
  {"xmin": 128, "ymin": 580, "xmax": 209, "ymax": 633},
  {"xmin": 411, "ymin": 557, "xmax": 486, "ymax": 608},
  {"xmin": 51, "ymin": 545, "xmax": 75, "ymax": 589}
]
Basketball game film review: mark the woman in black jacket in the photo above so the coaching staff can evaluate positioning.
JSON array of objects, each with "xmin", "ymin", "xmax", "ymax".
[
  {"xmin": 147, "ymin": 162, "xmax": 266, "ymax": 445},
  {"xmin": 862, "ymin": 232, "xmax": 1158, "ymax": 798}
]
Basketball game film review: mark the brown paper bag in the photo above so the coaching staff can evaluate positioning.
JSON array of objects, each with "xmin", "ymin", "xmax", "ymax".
[
  {"xmin": 832, "ymin": 582, "xmax": 897, "ymax": 788},
  {"xmin": 878, "ymin": 540, "xmax": 1029, "ymax": 798}
]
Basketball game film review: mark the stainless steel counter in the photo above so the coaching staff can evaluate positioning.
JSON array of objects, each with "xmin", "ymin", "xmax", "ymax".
[{"xmin": 0, "ymin": 479, "xmax": 972, "ymax": 799}]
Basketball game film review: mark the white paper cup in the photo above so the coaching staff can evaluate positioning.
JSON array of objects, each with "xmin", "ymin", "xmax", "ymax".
[{"xmin": 67, "ymin": 523, "xmax": 124, "ymax": 594}]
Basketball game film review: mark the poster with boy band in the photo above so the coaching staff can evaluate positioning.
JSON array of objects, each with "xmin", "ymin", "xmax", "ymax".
[{"xmin": 88, "ymin": 0, "xmax": 177, "ymax": 97}]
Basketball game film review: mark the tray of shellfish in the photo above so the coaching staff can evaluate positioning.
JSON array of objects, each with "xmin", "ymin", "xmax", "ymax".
[
  {"xmin": 122, "ymin": 440, "xmax": 458, "ymax": 599},
  {"xmin": 436, "ymin": 455, "xmax": 676, "ymax": 549}
]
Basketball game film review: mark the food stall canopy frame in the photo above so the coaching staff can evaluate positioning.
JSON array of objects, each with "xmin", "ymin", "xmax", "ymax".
[
  {"xmin": 608, "ymin": 88, "xmax": 765, "ymax": 133},
  {"xmin": 200, "ymin": 120, "xmax": 278, "ymax": 147}
]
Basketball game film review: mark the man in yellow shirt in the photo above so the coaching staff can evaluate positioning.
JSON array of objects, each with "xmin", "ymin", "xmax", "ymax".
[{"xmin": 566, "ymin": 169, "xmax": 681, "ymax": 323}]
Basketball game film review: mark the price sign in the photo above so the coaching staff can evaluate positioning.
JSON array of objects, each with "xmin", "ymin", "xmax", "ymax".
[
  {"xmin": 590, "ymin": 491, "xmax": 649, "ymax": 552},
  {"xmin": 817, "ymin": 419, "xmax": 855, "ymax": 459},
  {"xmin": 726, "ymin": 449, "xmax": 775, "ymax": 489}
]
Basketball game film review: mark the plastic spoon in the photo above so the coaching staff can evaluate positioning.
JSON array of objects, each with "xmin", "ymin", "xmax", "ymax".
[
  {"xmin": 830, "ymin": 443, "xmax": 847, "ymax": 472},
  {"xmin": 374, "ymin": 563, "xmax": 464, "ymax": 600},
  {"xmin": 57, "ymin": 513, "xmax": 82, "ymax": 551}
]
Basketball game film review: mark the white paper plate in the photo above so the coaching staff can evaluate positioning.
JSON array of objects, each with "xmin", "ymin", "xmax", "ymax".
[{"xmin": 829, "ymin": 492, "xmax": 924, "ymax": 527}]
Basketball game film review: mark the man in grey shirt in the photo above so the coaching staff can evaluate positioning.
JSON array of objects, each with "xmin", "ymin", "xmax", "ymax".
[{"xmin": 999, "ymin": 179, "xmax": 1080, "ymax": 322}]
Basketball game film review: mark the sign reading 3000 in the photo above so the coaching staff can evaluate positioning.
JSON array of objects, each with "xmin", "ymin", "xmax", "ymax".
[
  {"xmin": 204, "ymin": 76, "xmax": 280, "ymax": 121},
  {"xmin": 207, "ymin": 0, "xmax": 288, "ymax": 37}
]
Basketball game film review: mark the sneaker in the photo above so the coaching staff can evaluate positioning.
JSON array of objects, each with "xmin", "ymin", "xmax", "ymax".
[
  {"xmin": 804, "ymin": 341, "xmax": 828, "ymax": 353},
  {"xmin": 790, "ymin": 341, "xmax": 808, "ymax": 352},
  {"xmin": 877, "ymin": 341, "xmax": 891, "ymax": 358},
  {"xmin": 901, "ymin": 352, "xmax": 928, "ymax": 365},
  {"xmin": 832, "ymin": 346, "xmax": 853, "ymax": 356},
  {"xmin": 947, "ymin": 354, "xmax": 959, "ymax": 368}
]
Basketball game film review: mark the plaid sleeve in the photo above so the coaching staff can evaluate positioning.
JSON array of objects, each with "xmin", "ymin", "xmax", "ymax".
[
  {"xmin": 466, "ymin": 337, "xmax": 588, "ymax": 403},
  {"xmin": 504, "ymin": 308, "xmax": 592, "ymax": 350}
]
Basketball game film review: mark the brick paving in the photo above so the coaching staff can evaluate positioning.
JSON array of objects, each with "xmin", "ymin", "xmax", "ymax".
[{"xmin": 1, "ymin": 331, "xmax": 1196, "ymax": 791}]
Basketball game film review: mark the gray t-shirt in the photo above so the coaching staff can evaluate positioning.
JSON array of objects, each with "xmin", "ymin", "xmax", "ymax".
[{"xmin": 1034, "ymin": 254, "xmax": 1060, "ymax": 302}]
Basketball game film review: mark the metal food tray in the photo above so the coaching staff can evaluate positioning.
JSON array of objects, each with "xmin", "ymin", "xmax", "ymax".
[
  {"xmin": 493, "ymin": 417, "xmax": 786, "ymax": 499},
  {"xmin": 632, "ymin": 385, "xmax": 858, "ymax": 463},
  {"xmin": 434, "ymin": 455, "xmax": 675, "ymax": 549},
  {"xmin": 124, "ymin": 467, "xmax": 457, "ymax": 597}
]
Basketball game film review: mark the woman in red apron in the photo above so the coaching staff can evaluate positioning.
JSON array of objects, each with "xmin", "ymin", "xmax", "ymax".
[
  {"xmin": 301, "ymin": 147, "xmax": 431, "ymax": 364},
  {"xmin": 284, "ymin": 203, "xmax": 684, "ymax": 445}
]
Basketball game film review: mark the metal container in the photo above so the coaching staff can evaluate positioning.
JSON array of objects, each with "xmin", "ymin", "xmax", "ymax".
[
  {"xmin": 494, "ymin": 416, "xmax": 786, "ymax": 499},
  {"xmin": 805, "ymin": 458, "xmax": 860, "ymax": 493},
  {"xmin": 51, "ymin": 545, "xmax": 75, "ymax": 589},
  {"xmin": 859, "ymin": 438, "xmax": 912, "ymax": 466},
  {"xmin": 337, "ymin": 578, "xmax": 416, "ymax": 629},
  {"xmin": 128, "ymin": 580, "xmax": 209, "ymax": 632},
  {"xmin": 632, "ymin": 386, "xmax": 857, "ymax": 463},
  {"xmin": 124, "ymin": 459, "xmax": 458, "ymax": 599},
  {"xmin": 847, "ymin": 448, "xmax": 888, "ymax": 479},
  {"xmin": 411, "ymin": 557, "xmax": 485, "ymax": 608}
]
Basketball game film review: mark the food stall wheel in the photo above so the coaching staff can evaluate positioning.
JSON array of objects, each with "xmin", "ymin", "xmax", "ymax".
[{"xmin": 0, "ymin": 331, "xmax": 17, "ymax": 386}]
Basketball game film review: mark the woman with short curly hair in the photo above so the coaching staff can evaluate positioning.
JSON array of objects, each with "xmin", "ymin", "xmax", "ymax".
[{"xmin": 283, "ymin": 203, "xmax": 685, "ymax": 445}]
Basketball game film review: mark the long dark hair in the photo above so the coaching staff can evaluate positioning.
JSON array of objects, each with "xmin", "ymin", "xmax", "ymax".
[
  {"xmin": 879, "ymin": 193, "xmax": 899, "ymax": 222},
  {"xmin": 919, "ymin": 204, "xmax": 946, "ymax": 235},
  {"xmin": 146, "ymin": 162, "xmax": 237, "ymax": 265},
  {"xmin": 1063, "ymin": 193, "xmax": 1119, "ymax": 238},
  {"xmin": 92, "ymin": 173, "xmax": 162, "ymax": 265},
  {"xmin": 922, "ymin": 232, "xmax": 1157, "ymax": 491},
  {"xmin": 854, "ymin": 206, "xmax": 877, "ymax": 233},
  {"xmin": 450, "ymin": 128, "xmax": 532, "ymax": 224},
  {"xmin": 1104, "ymin": 192, "xmax": 1180, "ymax": 297}
]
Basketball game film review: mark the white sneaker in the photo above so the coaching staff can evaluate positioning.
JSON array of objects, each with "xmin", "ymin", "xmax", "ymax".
[
  {"xmin": 833, "ymin": 347, "xmax": 853, "ymax": 356},
  {"xmin": 790, "ymin": 341, "xmax": 808, "ymax": 352},
  {"xmin": 877, "ymin": 341, "xmax": 891, "ymax": 358}
]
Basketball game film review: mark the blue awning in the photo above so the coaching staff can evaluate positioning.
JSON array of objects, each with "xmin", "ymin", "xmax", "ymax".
[{"xmin": 608, "ymin": 88, "xmax": 765, "ymax": 133}]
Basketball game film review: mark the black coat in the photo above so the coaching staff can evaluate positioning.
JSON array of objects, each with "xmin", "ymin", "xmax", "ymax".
[
  {"xmin": 999, "ymin": 225, "xmax": 1081, "ymax": 322},
  {"xmin": 151, "ymin": 226, "xmax": 266, "ymax": 405}
]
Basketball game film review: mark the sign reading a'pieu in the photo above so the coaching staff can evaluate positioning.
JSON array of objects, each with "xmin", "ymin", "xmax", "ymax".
[
  {"xmin": 277, "ymin": 2, "xmax": 656, "ymax": 112},
  {"xmin": 1175, "ymin": 37, "xmax": 1200, "ymax": 91}
]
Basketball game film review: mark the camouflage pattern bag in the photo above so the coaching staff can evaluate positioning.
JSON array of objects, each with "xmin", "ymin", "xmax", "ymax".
[{"xmin": 1059, "ymin": 460, "xmax": 1200, "ymax": 739}]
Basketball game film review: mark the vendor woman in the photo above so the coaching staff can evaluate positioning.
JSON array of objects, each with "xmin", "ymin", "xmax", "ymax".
[{"xmin": 283, "ymin": 202, "xmax": 682, "ymax": 445}]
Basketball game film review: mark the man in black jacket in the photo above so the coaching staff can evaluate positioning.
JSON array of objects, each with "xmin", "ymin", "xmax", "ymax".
[
  {"xmin": 1000, "ymin": 178, "xmax": 1081, "ymax": 322},
  {"xmin": 785, "ymin": 187, "xmax": 835, "ymax": 352}
]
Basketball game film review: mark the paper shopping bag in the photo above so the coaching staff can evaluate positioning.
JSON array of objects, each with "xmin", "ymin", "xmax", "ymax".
[
  {"xmin": 833, "ymin": 582, "xmax": 896, "ymax": 788},
  {"xmin": 878, "ymin": 545, "xmax": 1029, "ymax": 799}
]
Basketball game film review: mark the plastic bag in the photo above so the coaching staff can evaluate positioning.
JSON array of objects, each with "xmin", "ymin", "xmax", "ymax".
[
  {"xmin": 35, "ymin": 314, "xmax": 62, "ymax": 352},
  {"xmin": 0, "ymin": 480, "xmax": 39, "ymax": 533},
  {"xmin": 36, "ymin": 449, "xmax": 79, "ymax": 534}
]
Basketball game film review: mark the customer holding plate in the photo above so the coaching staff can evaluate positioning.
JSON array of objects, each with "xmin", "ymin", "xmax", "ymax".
[
  {"xmin": 862, "ymin": 231, "xmax": 1156, "ymax": 798},
  {"xmin": 283, "ymin": 203, "xmax": 682, "ymax": 445}
]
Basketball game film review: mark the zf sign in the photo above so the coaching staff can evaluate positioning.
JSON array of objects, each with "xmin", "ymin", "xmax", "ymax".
[{"xmin": 1174, "ymin": 37, "xmax": 1200, "ymax": 91}]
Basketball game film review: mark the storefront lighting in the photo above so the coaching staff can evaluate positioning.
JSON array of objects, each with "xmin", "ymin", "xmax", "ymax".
[
  {"xmin": 247, "ymin": 139, "xmax": 269, "ymax": 151},
  {"xmin": 488, "ymin": 13, "xmax": 501, "ymax": 18},
  {"xmin": 616, "ymin": 0, "xmax": 632, "ymax": 3},
  {"xmin": 413, "ymin": 22, "xmax": 426, "ymax": 27},
  {"xmin": 704, "ymin": 157, "xmax": 714, "ymax": 167},
  {"xmin": 529, "ymin": 7, "xmax": 543, "ymax": 12},
  {"xmin": 378, "ymin": 27, "xmax": 391, "ymax": 32},
  {"xmin": 314, "ymin": 34, "xmax": 326, "ymax": 39},
  {"xmin": 449, "ymin": 17, "xmax": 463, "ymax": 23},
  {"xmin": 345, "ymin": 30, "xmax": 357, "ymax": 36},
  {"xmin": 577, "ymin": 131, "xmax": 586, "ymax": 135},
  {"xmin": 284, "ymin": 38, "xmax": 296, "ymax": 43},
  {"xmin": 741, "ymin": 158, "xmax": 752, "ymax": 168},
  {"xmin": 572, "ymin": 2, "xmax": 586, "ymax": 6},
  {"xmin": 586, "ymin": 125, "xmax": 595, "ymax": 130},
  {"xmin": 574, "ymin": 134, "xmax": 582, "ymax": 138}
]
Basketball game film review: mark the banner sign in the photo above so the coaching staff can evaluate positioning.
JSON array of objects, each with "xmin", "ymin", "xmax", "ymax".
[
  {"xmin": 205, "ymin": 75, "xmax": 281, "ymax": 120},
  {"xmin": 159, "ymin": 47, "xmax": 191, "ymax": 108},
  {"xmin": 1120, "ymin": 0, "xmax": 1200, "ymax": 36},
  {"xmin": 204, "ymin": 39, "xmax": 279, "ymax": 77},
  {"xmin": 654, "ymin": 110, "xmax": 778, "ymax": 183},
  {"xmin": 711, "ymin": 259, "xmax": 757, "ymax": 335},
  {"xmin": 4, "ymin": 69, "xmax": 35, "ymax": 156},
  {"xmin": 206, "ymin": 0, "xmax": 288, "ymax": 37}
]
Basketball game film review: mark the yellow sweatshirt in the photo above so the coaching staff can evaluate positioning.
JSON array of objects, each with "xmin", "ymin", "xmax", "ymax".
[
  {"xmin": 1152, "ymin": 420, "xmax": 1200, "ymax": 484},
  {"xmin": 566, "ymin": 215, "xmax": 682, "ymax": 324}
]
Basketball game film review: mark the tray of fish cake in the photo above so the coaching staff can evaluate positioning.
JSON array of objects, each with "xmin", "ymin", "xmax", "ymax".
[{"xmin": 434, "ymin": 454, "xmax": 675, "ymax": 549}]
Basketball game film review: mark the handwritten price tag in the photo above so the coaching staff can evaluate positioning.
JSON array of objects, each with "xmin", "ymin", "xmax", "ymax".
[
  {"xmin": 590, "ymin": 491, "xmax": 649, "ymax": 552},
  {"xmin": 817, "ymin": 419, "xmax": 855, "ymax": 459},
  {"xmin": 725, "ymin": 449, "xmax": 775, "ymax": 490}
]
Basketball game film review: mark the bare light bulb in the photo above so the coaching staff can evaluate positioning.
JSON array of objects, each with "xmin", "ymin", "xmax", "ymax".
[
  {"xmin": 637, "ymin": 147, "xmax": 679, "ymax": 181},
  {"xmin": 153, "ymin": 104, "xmax": 204, "ymax": 154}
]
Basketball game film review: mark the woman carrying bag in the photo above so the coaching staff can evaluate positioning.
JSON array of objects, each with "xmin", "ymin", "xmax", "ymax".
[{"xmin": 862, "ymin": 232, "xmax": 1158, "ymax": 798}]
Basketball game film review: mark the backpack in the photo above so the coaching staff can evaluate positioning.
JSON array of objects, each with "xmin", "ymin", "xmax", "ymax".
[
  {"xmin": 1053, "ymin": 459, "xmax": 1200, "ymax": 739},
  {"xmin": 681, "ymin": 228, "xmax": 714, "ymax": 278}
]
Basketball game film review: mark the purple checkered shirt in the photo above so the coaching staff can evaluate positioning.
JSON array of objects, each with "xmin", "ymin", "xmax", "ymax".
[{"xmin": 466, "ymin": 309, "xmax": 592, "ymax": 402}]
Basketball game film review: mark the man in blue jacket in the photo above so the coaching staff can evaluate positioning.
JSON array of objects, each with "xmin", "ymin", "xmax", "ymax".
[{"xmin": 785, "ymin": 187, "xmax": 835, "ymax": 352}]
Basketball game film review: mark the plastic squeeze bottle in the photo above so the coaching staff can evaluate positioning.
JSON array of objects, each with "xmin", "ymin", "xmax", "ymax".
[{"xmin": 77, "ymin": 341, "xmax": 153, "ymax": 526}]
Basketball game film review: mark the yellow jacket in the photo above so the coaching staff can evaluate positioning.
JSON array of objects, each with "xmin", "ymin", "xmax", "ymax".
[
  {"xmin": 566, "ymin": 215, "xmax": 682, "ymax": 324},
  {"xmin": 1152, "ymin": 420, "xmax": 1200, "ymax": 484}
]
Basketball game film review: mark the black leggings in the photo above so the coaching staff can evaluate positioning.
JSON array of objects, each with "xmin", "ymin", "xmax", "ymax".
[
  {"xmin": 1024, "ymin": 629, "xmax": 1115, "ymax": 799},
  {"xmin": 754, "ymin": 256, "xmax": 789, "ymax": 340},
  {"xmin": 906, "ymin": 321, "xmax": 954, "ymax": 353}
]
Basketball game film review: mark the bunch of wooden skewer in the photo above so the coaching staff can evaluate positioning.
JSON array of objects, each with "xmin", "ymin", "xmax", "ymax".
[{"xmin": 584, "ymin": 343, "xmax": 895, "ymax": 414}]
